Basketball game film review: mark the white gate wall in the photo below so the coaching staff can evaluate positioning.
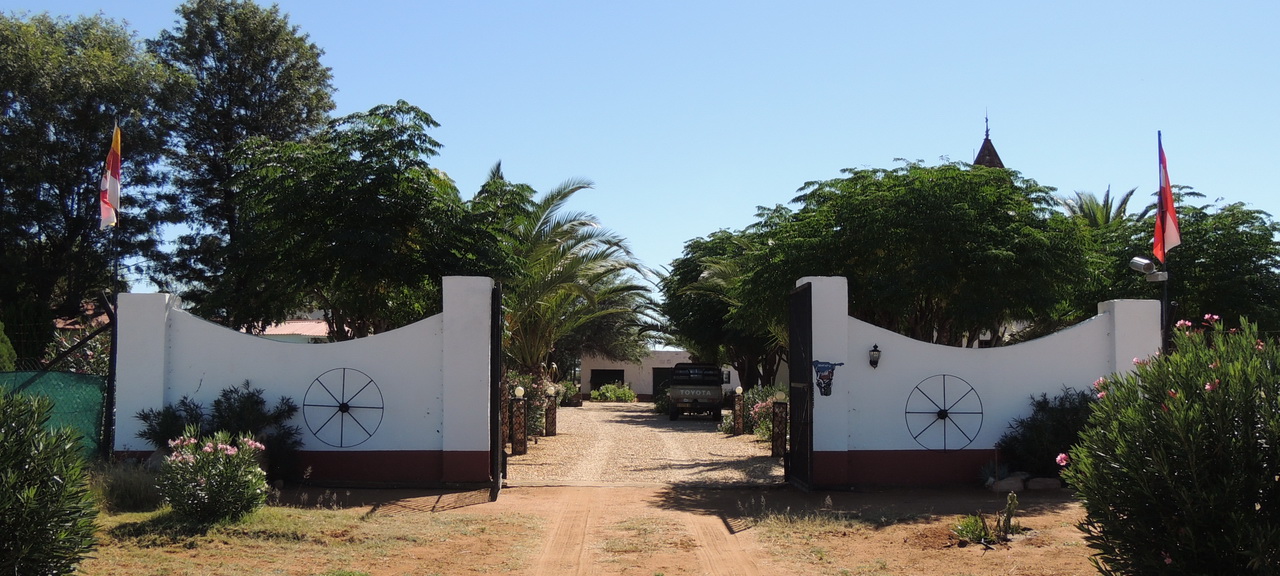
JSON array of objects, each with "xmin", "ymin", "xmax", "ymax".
[
  {"xmin": 798, "ymin": 276, "xmax": 1161, "ymax": 486},
  {"xmin": 114, "ymin": 276, "xmax": 493, "ymax": 486}
]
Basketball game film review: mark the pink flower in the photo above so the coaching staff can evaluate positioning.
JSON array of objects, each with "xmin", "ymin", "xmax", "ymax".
[
  {"xmin": 1056, "ymin": 453, "xmax": 1070, "ymax": 467},
  {"xmin": 1167, "ymin": 390, "xmax": 1178, "ymax": 398},
  {"xmin": 1175, "ymin": 319, "xmax": 1192, "ymax": 328},
  {"xmin": 1162, "ymin": 551, "xmax": 1173, "ymax": 564},
  {"xmin": 1097, "ymin": 391, "xmax": 1107, "ymax": 399},
  {"xmin": 1204, "ymin": 313, "xmax": 1221, "ymax": 324},
  {"xmin": 1209, "ymin": 361, "xmax": 1219, "ymax": 369},
  {"xmin": 1257, "ymin": 340, "xmax": 1266, "ymax": 352},
  {"xmin": 203, "ymin": 443, "xmax": 214, "ymax": 453},
  {"xmin": 1205, "ymin": 380, "xmax": 1218, "ymax": 392},
  {"xmin": 1133, "ymin": 357, "xmax": 1148, "ymax": 366},
  {"xmin": 1093, "ymin": 377, "xmax": 1106, "ymax": 390}
]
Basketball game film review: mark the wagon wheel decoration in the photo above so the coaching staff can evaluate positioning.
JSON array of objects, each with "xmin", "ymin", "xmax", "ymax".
[
  {"xmin": 303, "ymin": 368, "xmax": 384, "ymax": 448},
  {"xmin": 904, "ymin": 374, "xmax": 983, "ymax": 451}
]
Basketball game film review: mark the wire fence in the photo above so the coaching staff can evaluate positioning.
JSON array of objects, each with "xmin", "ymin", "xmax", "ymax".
[{"xmin": 1, "ymin": 371, "xmax": 107, "ymax": 459}]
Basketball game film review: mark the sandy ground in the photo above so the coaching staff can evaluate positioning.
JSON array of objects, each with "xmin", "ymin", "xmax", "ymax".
[{"xmin": 364, "ymin": 402, "xmax": 1094, "ymax": 575}]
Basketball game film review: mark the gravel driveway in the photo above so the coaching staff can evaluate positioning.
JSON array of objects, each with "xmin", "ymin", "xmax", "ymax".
[{"xmin": 505, "ymin": 401, "xmax": 784, "ymax": 486}]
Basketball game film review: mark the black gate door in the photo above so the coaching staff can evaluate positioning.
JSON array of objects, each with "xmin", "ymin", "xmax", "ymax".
[
  {"xmin": 489, "ymin": 283, "xmax": 504, "ymax": 501},
  {"xmin": 787, "ymin": 282, "xmax": 814, "ymax": 490}
]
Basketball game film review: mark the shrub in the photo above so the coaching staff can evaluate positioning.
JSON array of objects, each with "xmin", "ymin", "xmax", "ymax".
[
  {"xmin": 951, "ymin": 492, "xmax": 1021, "ymax": 545},
  {"xmin": 135, "ymin": 382, "xmax": 302, "ymax": 482},
  {"xmin": 0, "ymin": 319, "xmax": 16, "ymax": 371},
  {"xmin": 208, "ymin": 382, "xmax": 302, "ymax": 481},
  {"xmin": 590, "ymin": 382, "xmax": 637, "ymax": 402},
  {"xmin": 43, "ymin": 325, "xmax": 110, "ymax": 376},
  {"xmin": 135, "ymin": 396, "xmax": 206, "ymax": 450},
  {"xmin": 994, "ymin": 386, "xmax": 1094, "ymax": 477},
  {"xmin": 0, "ymin": 393, "xmax": 97, "ymax": 575},
  {"xmin": 742, "ymin": 383, "xmax": 787, "ymax": 441},
  {"xmin": 89, "ymin": 460, "xmax": 163, "ymax": 513},
  {"xmin": 1062, "ymin": 317, "xmax": 1280, "ymax": 574},
  {"xmin": 653, "ymin": 389, "xmax": 672, "ymax": 415},
  {"xmin": 158, "ymin": 426, "xmax": 268, "ymax": 523}
]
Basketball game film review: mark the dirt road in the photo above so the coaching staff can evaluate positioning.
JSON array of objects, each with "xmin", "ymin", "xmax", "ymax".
[
  {"xmin": 505, "ymin": 401, "xmax": 783, "ymax": 486},
  {"xmin": 407, "ymin": 402, "xmax": 1091, "ymax": 576}
]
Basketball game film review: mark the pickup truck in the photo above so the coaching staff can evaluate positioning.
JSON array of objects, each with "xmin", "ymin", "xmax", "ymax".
[{"xmin": 666, "ymin": 363, "xmax": 725, "ymax": 421}]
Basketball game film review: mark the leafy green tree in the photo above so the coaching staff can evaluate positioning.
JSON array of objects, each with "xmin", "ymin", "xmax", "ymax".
[
  {"xmin": 149, "ymin": 0, "xmax": 335, "ymax": 316},
  {"xmin": 486, "ymin": 166, "xmax": 653, "ymax": 380},
  {"xmin": 661, "ymin": 227, "xmax": 783, "ymax": 390},
  {"xmin": 228, "ymin": 101, "xmax": 508, "ymax": 338},
  {"xmin": 548, "ymin": 275, "xmax": 660, "ymax": 377},
  {"xmin": 739, "ymin": 162, "xmax": 1089, "ymax": 347},
  {"xmin": 1061, "ymin": 190, "xmax": 1280, "ymax": 336},
  {"xmin": 0, "ymin": 12, "xmax": 174, "ymax": 362}
]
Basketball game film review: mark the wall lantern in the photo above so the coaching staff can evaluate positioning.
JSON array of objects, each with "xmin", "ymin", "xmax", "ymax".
[
  {"xmin": 513, "ymin": 386, "xmax": 525, "ymax": 399},
  {"xmin": 545, "ymin": 385, "xmax": 558, "ymax": 397},
  {"xmin": 868, "ymin": 344, "xmax": 881, "ymax": 369},
  {"xmin": 773, "ymin": 390, "xmax": 787, "ymax": 402},
  {"xmin": 734, "ymin": 386, "xmax": 744, "ymax": 395}
]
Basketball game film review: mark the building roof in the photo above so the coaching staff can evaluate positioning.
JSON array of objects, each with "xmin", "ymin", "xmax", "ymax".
[
  {"xmin": 261, "ymin": 318, "xmax": 331, "ymax": 338},
  {"xmin": 973, "ymin": 119, "xmax": 1005, "ymax": 169}
]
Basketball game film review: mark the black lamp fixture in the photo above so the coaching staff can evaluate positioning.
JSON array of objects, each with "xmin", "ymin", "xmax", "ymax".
[{"xmin": 869, "ymin": 344, "xmax": 881, "ymax": 369}]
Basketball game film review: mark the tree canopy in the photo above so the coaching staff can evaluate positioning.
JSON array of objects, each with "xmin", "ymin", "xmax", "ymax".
[
  {"xmin": 746, "ymin": 162, "xmax": 1090, "ymax": 347},
  {"xmin": 150, "ymin": 0, "xmax": 335, "ymax": 309},
  {"xmin": 0, "ymin": 12, "xmax": 175, "ymax": 361},
  {"xmin": 227, "ymin": 101, "xmax": 511, "ymax": 338}
]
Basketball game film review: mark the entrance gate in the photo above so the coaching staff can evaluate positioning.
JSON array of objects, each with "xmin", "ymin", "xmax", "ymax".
[
  {"xmin": 786, "ymin": 282, "xmax": 814, "ymax": 489},
  {"xmin": 489, "ymin": 283, "xmax": 504, "ymax": 500}
]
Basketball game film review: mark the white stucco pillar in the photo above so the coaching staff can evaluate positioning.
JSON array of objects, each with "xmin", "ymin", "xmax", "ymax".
[
  {"xmin": 1099, "ymin": 299, "xmax": 1161, "ymax": 377},
  {"xmin": 440, "ymin": 276, "xmax": 494, "ymax": 458},
  {"xmin": 114, "ymin": 293, "xmax": 177, "ymax": 453},
  {"xmin": 798, "ymin": 276, "xmax": 850, "ymax": 452}
]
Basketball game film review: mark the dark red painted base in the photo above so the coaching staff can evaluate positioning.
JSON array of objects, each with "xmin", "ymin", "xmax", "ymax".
[{"xmin": 812, "ymin": 449, "xmax": 998, "ymax": 487}]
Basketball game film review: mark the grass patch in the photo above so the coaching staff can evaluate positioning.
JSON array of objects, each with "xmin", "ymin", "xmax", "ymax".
[
  {"xmin": 85, "ymin": 501, "xmax": 541, "ymax": 576},
  {"xmin": 599, "ymin": 515, "xmax": 694, "ymax": 556},
  {"xmin": 89, "ymin": 460, "xmax": 164, "ymax": 513},
  {"xmin": 740, "ymin": 494, "xmax": 931, "ymax": 542}
]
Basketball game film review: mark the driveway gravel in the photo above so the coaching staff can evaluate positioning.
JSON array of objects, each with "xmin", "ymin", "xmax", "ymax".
[{"xmin": 505, "ymin": 401, "xmax": 784, "ymax": 486}]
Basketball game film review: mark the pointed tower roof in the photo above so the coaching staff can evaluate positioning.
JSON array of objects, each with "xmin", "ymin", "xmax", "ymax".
[{"xmin": 973, "ymin": 116, "xmax": 1004, "ymax": 168}]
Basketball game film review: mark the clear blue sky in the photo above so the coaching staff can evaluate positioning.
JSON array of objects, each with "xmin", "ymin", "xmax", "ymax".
[{"xmin": 13, "ymin": 0, "xmax": 1280, "ymax": 277}]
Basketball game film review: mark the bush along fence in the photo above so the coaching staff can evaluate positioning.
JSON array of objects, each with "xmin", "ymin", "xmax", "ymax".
[{"xmin": 1063, "ymin": 316, "xmax": 1280, "ymax": 574}]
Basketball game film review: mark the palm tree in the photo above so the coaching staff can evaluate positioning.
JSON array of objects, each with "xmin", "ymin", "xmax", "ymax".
[
  {"xmin": 1058, "ymin": 186, "xmax": 1148, "ymax": 228},
  {"xmin": 482, "ymin": 165, "xmax": 654, "ymax": 380}
]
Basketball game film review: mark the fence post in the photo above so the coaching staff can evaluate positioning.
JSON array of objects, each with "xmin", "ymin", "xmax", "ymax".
[
  {"xmin": 511, "ymin": 397, "xmax": 528, "ymax": 456},
  {"xmin": 733, "ymin": 391, "xmax": 745, "ymax": 436},
  {"xmin": 544, "ymin": 396, "xmax": 558, "ymax": 437},
  {"xmin": 771, "ymin": 400, "xmax": 788, "ymax": 457}
]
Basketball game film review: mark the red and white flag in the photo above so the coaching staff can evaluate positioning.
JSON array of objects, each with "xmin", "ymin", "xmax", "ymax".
[
  {"xmin": 99, "ymin": 123, "xmax": 121, "ymax": 230},
  {"xmin": 1154, "ymin": 131, "xmax": 1181, "ymax": 263}
]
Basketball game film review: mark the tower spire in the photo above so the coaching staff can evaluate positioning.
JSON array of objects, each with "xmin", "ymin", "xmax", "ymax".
[{"xmin": 973, "ymin": 114, "xmax": 1004, "ymax": 168}]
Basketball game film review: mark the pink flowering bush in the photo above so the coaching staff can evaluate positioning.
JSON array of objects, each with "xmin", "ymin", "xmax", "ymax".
[
  {"xmin": 158, "ymin": 426, "xmax": 268, "ymax": 522},
  {"xmin": 1062, "ymin": 317, "xmax": 1280, "ymax": 574}
]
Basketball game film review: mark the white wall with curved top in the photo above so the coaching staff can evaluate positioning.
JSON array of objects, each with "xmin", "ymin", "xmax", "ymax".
[
  {"xmin": 114, "ymin": 276, "xmax": 494, "ymax": 486},
  {"xmin": 796, "ymin": 276, "xmax": 1161, "ymax": 486}
]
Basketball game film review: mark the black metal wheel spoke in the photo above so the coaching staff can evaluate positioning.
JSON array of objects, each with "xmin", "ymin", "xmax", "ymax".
[
  {"xmin": 304, "ymin": 368, "xmax": 385, "ymax": 448},
  {"xmin": 905, "ymin": 374, "xmax": 983, "ymax": 451}
]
